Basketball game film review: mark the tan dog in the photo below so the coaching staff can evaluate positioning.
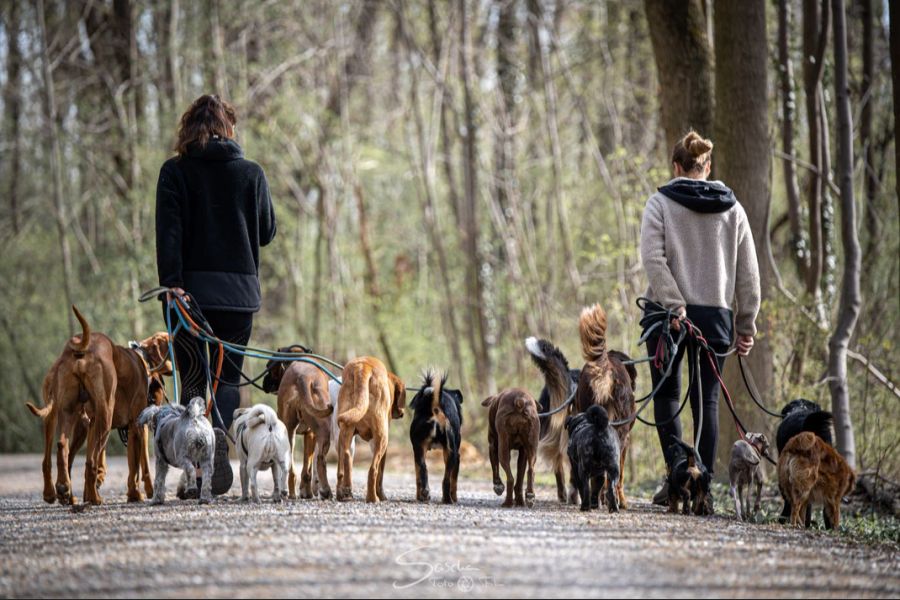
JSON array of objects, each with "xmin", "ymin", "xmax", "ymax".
[
  {"xmin": 482, "ymin": 388, "xmax": 540, "ymax": 508},
  {"xmin": 778, "ymin": 431, "xmax": 856, "ymax": 529},
  {"xmin": 262, "ymin": 355, "xmax": 335, "ymax": 500},
  {"xmin": 335, "ymin": 357, "xmax": 405, "ymax": 503},
  {"xmin": 26, "ymin": 309, "xmax": 167, "ymax": 504}
]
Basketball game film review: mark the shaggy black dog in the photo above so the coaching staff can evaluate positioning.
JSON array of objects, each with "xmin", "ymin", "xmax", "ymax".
[
  {"xmin": 565, "ymin": 405, "xmax": 621, "ymax": 513},
  {"xmin": 409, "ymin": 371, "xmax": 464, "ymax": 504},
  {"xmin": 666, "ymin": 437, "xmax": 712, "ymax": 516},
  {"xmin": 776, "ymin": 398, "xmax": 834, "ymax": 525}
]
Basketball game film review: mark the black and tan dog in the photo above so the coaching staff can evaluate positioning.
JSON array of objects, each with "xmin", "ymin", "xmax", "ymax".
[
  {"xmin": 482, "ymin": 388, "xmax": 539, "ymax": 508},
  {"xmin": 566, "ymin": 404, "xmax": 621, "ymax": 513},
  {"xmin": 666, "ymin": 437, "xmax": 712, "ymax": 516},
  {"xmin": 408, "ymin": 371, "xmax": 463, "ymax": 504}
]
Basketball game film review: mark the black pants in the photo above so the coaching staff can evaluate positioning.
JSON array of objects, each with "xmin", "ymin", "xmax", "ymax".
[
  {"xmin": 163, "ymin": 304, "xmax": 253, "ymax": 431},
  {"xmin": 648, "ymin": 334, "xmax": 727, "ymax": 474}
]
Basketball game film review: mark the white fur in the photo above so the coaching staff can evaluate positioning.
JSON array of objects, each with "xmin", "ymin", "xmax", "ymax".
[
  {"xmin": 233, "ymin": 404, "xmax": 291, "ymax": 503},
  {"xmin": 525, "ymin": 336, "xmax": 544, "ymax": 359}
]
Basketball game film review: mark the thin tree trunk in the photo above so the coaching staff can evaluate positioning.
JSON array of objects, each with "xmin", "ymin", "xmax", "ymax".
[
  {"xmin": 860, "ymin": 0, "xmax": 879, "ymax": 263},
  {"xmin": 892, "ymin": 0, "xmax": 900, "ymax": 209},
  {"xmin": 4, "ymin": 1, "xmax": 22, "ymax": 235},
  {"xmin": 37, "ymin": 0, "xmax": 77, "ymax": 335},
  {"xmin": 209, "ymin": 0, "xmax": 229, "ymax": 96},
  {"xmin": 828, "ymin": 0, "xmax": 860, "ymax": 468},
  {"xmin": 168, "ymin": 0, "xmax": 182, "ymax": 110},
  {"xmin": 778, "ymin": 0, "xmax": 805, "ymax": 276}
]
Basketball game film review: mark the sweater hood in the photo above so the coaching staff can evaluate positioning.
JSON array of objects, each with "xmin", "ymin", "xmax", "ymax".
[
  {"xmin": 658, "ymin": 178, "xmax": 736, "ymax": 214},
  {"xmin": 185, "ymin": 137, "xmax": 244, "ymax": 161}
]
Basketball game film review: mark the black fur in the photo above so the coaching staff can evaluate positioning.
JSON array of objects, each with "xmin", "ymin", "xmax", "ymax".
[
  {"xmin": 408, "ymin": 372, "xmax": 463, "ymax": 504},
  {"xmin": 526, "ymin": 337, "xmax": 580, "ymax": 437},
  {"xmin": 565, "ymin": 405, "xmax": 621, "ymax": 512},
  {"xmin": 666, "ymin": 437, "xmax": 712, "ymax": 516},
  {"xmin": 776, "ymin": 398, "xmax": 834, "ymax": 525}
]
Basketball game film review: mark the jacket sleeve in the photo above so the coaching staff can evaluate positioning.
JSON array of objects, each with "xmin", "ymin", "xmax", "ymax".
[
  {"xmin": 155, "ymin": 163, "xmax": 184, "ymax": 288},
  {"xmin": 257, "ymin": 168, "xmax": 277, "ymax": 247},
  {"xmin": 640, "ymin": 196, "xmax": 687, "ymax": 313},
  {"xmin": 734, "ymin": 210, "xmax": 761, "ymax": 336}
]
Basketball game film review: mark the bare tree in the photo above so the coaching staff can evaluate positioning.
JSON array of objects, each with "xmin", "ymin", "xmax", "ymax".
[
  {"xmin": 778, "ymin": 0, "xmax": 805, "ymax": 275},
  {"xmin": 893, "ymin": 0, "xmax": 900, "ymax": 207},
  {"xmin": 828, "ymin": 0, "xmax": 860, "ymax": 468},
  {"xmin": 3, "ymin": 1, "xmax": 23, "ymax": 235}
]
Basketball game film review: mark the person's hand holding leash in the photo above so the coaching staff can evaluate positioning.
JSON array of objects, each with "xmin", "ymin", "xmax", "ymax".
[
  {"xmin": 737, "ymin": 335, "xmax": 754, "ymax": 356},
  {"xmin": 669, "ymin": 306, "xmax": 687, "ymax": 332}
]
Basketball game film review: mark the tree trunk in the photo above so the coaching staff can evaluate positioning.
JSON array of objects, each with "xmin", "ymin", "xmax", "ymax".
[
  {"xmin": 458, "ymin": 0, "xmax": 494, "ymax": 395},
  {"xmin": 828, "ymin": 0, "xmax": 860, "ymax": 468},
  {"xmin": 644, "ymin": 0, "xmax": 715, "ymax": 151},
  {"xmin": 209, "ymin": 0, "xmax": 229, "ymax": 96},
  {"xmin": 37, "ymin": 0, "xmax": 77, "ymax": 335},
  {"xmin": 168, "ymin": 0, "xmax": 183, "ymax": 111},
  {"xmin": 778, "ymin": 0, "xmax": 805, "ymax": 276},
  {"xmin": 494, "ymin": 0, "xmax": 517, "ymax": 220},
  {"xmin": 3, "ymin": 1, "xmax": 22, "ymax": 235},
  {"xmin": 859, "ymin": 0, "xmax": 879, "ymax": 262},
  {"xmin": 713, "ymin": 0, "xmax": 772, "ymax": 469},
  {"xmin": 892, "ymin": 0, "xmax": 900, "ymax": 208}
]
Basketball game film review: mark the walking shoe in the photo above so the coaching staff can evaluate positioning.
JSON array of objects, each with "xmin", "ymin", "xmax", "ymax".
[
  {"xmin": 211, "ymin": 428, "xmax": 233, "ymax": 495},
  {"xmin": 652, "ymin": 480, "xmax": 669, "ymax": 506}
]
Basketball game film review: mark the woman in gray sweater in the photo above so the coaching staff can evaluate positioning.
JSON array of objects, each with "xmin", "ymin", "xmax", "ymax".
[{"xmin": 640, "ymin": 130, "xmax": 761, "ymax": 508}]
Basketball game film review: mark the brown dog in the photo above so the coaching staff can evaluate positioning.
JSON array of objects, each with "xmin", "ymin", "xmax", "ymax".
[
  {"xmin": 778, "ymin": 431, "xmax": 856, "ymax": 529},
  {"xmin": 335, "ymin": 356, "xmax": 405, "ymax": 503},
  {"xmin": 27, "ymin": 308, "xmax": 167, "ymax": 504},
  {"xmin": 262, "ymin": 353, "xmax": 335, "ymax": 500},
  {"xmin": 482, "ymin": 388, "xmax": 539, "ymax": 508}
]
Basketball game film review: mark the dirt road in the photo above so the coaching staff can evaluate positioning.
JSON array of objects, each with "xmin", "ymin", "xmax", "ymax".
[{"xmin": 0, "ymin": 454, "xmax": 897, "ymax": 598}]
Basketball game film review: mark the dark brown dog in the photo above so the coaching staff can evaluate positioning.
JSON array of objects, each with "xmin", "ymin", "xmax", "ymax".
[
  {"xmin": 335, "ymin": 356, "xmax": 406, "ymax": 503},
  {"xmin": 778, "ymin": 431, "xmax": 856, "ymax": 529},
  {"xmin": 482, "ymin": 388, "xmax": 539, "ymax": 508},
  {"xmin": 26, "ymin": 309, "xmax": 166, "ymax": 504},
  {"xmin": 262, "ymin": 351, "xmax": 335, "ymax": 500}
]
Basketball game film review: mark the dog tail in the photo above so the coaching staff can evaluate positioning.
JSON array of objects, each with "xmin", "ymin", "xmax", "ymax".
[
  {"xmin": 584, "ymin": 404, "xmax": 609, "ymax": 430},
  {"xmin": 67, "ymin": 305, "xmax": 91, "ymax": 354},
  {"xmin": 26, "ymin": 402, "xmax": 51, "ymax": 419},
  {"xmin": 527, "ymin": 337, "xmax": 574, "ymax": 476},
  {"xmin": 301, "ymin": 378, "xmax": 334, "ymax": 419},
  {"xmin": 337, "ymin": 368, "xmax": 371, "ymax": 427},
  {"xmin": 139, "ymin": 405, "xmax": 161, "ymax": 430},
  {"xmin": 579, "ymin": 304, "xmax": 608, "ymax": 363},
  {"xmin": 186, "ymin": 397, "xmax": 205, "ymax": 419},
  {"xmin": 802, "ymin": 410, "xmax": 834, "ymax": 445}
]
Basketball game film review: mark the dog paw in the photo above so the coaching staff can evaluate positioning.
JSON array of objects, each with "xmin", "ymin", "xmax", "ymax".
[
  {"xmin": 272, "ymin": 495, "xmax": 283, "ymax": 504},
  {"xmin": 42, "ymin": 493, "xmax": 57, "ymax": 505},
  {"xmin": 149, "ymin": 497, "xmax": 165, "ymax": 506},
  {"xmin": 501, "ymin": 500, "xmax": 514, "ymax": 508},
  {"xmin": 319, "ymin": 488, "xmax": 332, "ymax": 501},
  {"xmin": 493, "ymin": 483, "xmax": 505, "ymax": 496},
  {"xmin": 525, "ymin": 493, "xmax": 535, "ymax": 508},
  {"xmin": 199, "ymin": 496, "xmax": 212, "ymax": 505},
  {"xmin": 127, "ymin": 491, "xmax": 145, "ymax": 503}
]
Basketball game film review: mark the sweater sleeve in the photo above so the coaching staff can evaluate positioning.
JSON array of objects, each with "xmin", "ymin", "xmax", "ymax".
[
  {"xmin": 155, "ymin": 163, "xmax": 184, "ymax": 288},
  {"xmin": 640, "ymin": 196, "xmax": 687, "ymax": 312},
  {"xmin": 734, "ymin": 209, "xmax": 761, "ymax": 336},
  {"xmin": 258, "ymin": 168, "xmax": 277, "ymax": 247}
]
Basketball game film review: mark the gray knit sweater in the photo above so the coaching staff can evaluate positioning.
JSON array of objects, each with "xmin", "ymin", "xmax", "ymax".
[{"xmin": 640, "ymin": 177, "xmax": 761, "ymax": 339}]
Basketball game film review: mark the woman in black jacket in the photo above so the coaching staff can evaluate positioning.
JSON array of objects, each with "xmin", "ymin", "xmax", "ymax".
[{"xmin": 156, "ymin": 95, "xmax": 276, "ymax": 496}]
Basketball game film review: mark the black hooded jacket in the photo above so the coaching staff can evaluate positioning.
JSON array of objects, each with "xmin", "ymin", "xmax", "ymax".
[
  {"xmin": 657, "ymin": 178, "xmax": 737, "ymax": 213},
  {"xmin": 155, "ymin": 137, "xmax": 276, "ymax": 312}
]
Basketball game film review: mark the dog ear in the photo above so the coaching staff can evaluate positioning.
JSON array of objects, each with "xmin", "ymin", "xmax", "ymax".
[
  {"xmin": 142, "ymin": 332, "xmax": 173, "ymax": 375},
  {"xmin": 480, "ymin": 395, "xmax": 495, "ymax": 408},
  {"xmin": 388, "ymin": 372, "xmax": 406, "ymax": 418},
  {"xmin": 447, "ymin": 389, "xmax": 463, "ymax": 405}
]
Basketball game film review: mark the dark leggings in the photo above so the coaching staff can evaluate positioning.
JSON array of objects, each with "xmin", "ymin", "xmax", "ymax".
[
  {"xmin": 163, "ymin": 304, "xmax": 253, "ymax": 431},
  {"xmin": 648, "ymin": 334, "xmax": 727, "ymax": 474}
]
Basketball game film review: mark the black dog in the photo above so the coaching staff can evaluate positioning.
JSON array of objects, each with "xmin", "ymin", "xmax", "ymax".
[
  {"xmin": 409, "ymin": 371, "xmax": 463, "ymax": 504},
  {"xmin": 666, "ymin": 437, "xmax": 712, "ymax": 516},
  {"xmin": 776, "ymin": 398, "xmax": 834, "ymax": 525},
  {"xmin": 565, "ymin": 405, "xmax": 621, "ymax": 513}
]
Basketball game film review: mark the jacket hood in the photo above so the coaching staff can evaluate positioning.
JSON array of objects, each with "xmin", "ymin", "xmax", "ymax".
[
  {"xmin": 658, "ymin": 178, "xmax": 736, "ymax": 214},
  {"xmin": 185, "ymin": 137, "xmax": 244, "ymax": 161}
]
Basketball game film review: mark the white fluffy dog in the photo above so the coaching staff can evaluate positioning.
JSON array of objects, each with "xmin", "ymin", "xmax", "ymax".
[
  {"xmin": 139, "ymin": 397, "xmax": 215, "ymax": 505},
  {"xmin": 233, "ymin": 404, "xmax": 291, "ymax": 503}
]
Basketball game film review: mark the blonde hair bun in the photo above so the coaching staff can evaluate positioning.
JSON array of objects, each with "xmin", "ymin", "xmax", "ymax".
[{"xmin": 684, "ymin": 131, "xmax": 713, "ymax": 157}]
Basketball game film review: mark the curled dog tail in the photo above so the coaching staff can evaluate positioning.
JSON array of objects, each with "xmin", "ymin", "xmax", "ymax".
[
  {"xmin": 802, "ymin": 410, "xmax": 834, "ymax": 446},
  {"xmin": 186, "ymin": 397, "xmax": 205, "ymax": 419},
  {"xmin": 337, "ymin": 368, "xmax": 371, "ymax": 427},
  {"xmin": 26, "ymin": 402, "xmax": 51, "ymax": 419},
  {"xmin": 528, "ymin": 337, "xmax": 576, "ymax": 477},
  {"xmin": 302, "ymin": 378, "xmax": 334, "ymax": 419},
  {"xmin": 139, "ymin": 405, "xmax": 161, "ymax": 430},
  {"xmin": 584, "ymin": 404, "xmax": 609, "ymax": 430},
  {"xmin": 67, "ymin": 306, "xmax": 91, "ymax": 354},
  {"xmin": 579, "ymin": 304, "xmax": 608, "ymax": 363}
]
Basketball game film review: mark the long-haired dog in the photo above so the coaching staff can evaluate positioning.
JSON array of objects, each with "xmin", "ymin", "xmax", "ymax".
[
  {"xmin": 666, "ymin": 437, "xmax": 712, "ymax": 516},
  {"xmin": 566, "ymin": 405, "xmax": 621, "ymax": 513},
  {"xmin": 532, "ymin": 304, "xmax": 637, "ymax": 507},
  {"xmin": 26, "ymin": 308, "xmax": 166, "ymax": 505},
  {"xmin": 262, "ymin": 348, "xmax": 335, "ymax": 499},
  {"xmin": 232, "ymin": 404, "xmax": 291, "ymax": 503},
  {"xmin": 482, "ymin": 388, "xmax": 539, "ymax": 508},
  {"xmin": 139, "ymin": 397, "xmax": 215, "ymax": 504},
  {"xmin": 335, "ymin": 356, "xmax": 406, "ymax": 503},
  {"xmin": 729, "ymin": 432, "xmax": 769, "ymax": 521},
  {"xmin": 409, "ymin": 371, "xmax": 463, "ymax": 504},
  {"xmin": 776, "ymin": 398, "xmax": 834, "ymax": 525},
  {"xmin": 778, "ymin": 431, "xmax": 855, "ymax": 529}
]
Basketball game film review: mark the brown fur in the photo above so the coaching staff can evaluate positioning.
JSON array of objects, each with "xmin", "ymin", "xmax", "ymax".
[
  {"xmin": 25, "ymin": 308, "xmax": 164, "ymax": 505},
  {"xmin": 335, "ymin": 357, "xmax": 406, "ymax": 503},
  {"xmin": 268, "ymin": 361, "xmax": 335, "ymax": 499},
  {"xmin": 540, "ymin": 304, "xmax": 637, "ymax": 508},
  {"xmin": 778, "ymin": 431, "xmax": 856, "ymax": 529},
  {"xmin": 483, "ymin": 388, "xmax": 539, "ymax": 508}
]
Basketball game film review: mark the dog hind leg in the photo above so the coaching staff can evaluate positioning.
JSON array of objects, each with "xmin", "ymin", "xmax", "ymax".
[
  {"xmin": 151, "ymin": 454, "xmax": 168, "ymax": 505},
  {"xmin": 315, "ymin": 429, "xmax": 331, "ymax": 500},
  {"xmin": 299, "ymin": 431, "xmax": 315, "ymax": 499},
  {"xmin": 199, "ymin": 455, "xmax": 213, "ymax": 504},
  {"xmin": 414, "ymin": 442, "xmax": 430, "ymax": 502},
  {"xmin": 499, "ymin": 437, "xmax": 514, "ymax": 508},
  {"xmin": 514, "ymin": 450, "xmax": 526, "ymax": 507},
  {"xmin": 126, "ymin": 425, "xmax": 143, "ymax": 502},
  {"xmin": 239, "ymin": 458, "xmax": 250, "ymax": 501},
  {"xmin": 335, "ymin": 424, "xmax": 355, "ymax": 502},
  {"xmin": 731, "ymin": 484, "xmax": 742, "ymax": 521},
  {"xmin": 525, "ymin": 448, "xmax": 536, "ymax": 508}
]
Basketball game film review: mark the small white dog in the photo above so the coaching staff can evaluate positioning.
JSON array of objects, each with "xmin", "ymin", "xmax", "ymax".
[{"xmin": 233, "ymin": 404, "xmax": 291, "ymax": 503}]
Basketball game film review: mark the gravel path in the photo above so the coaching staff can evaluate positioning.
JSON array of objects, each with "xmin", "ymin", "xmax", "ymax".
[{"xmin": 0, "ymin": 454, "xmax": 897, "ymax": 598}]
